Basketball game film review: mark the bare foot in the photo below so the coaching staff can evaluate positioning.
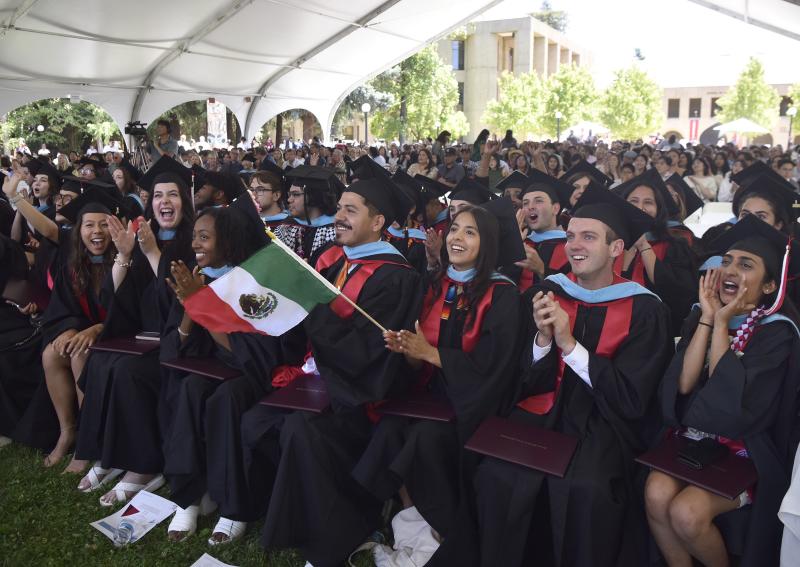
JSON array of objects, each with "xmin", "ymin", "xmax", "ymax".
[
  {"xmin": 43, "ymin": 427, "xmax": 75, "ymax": 467},
  {"xmin": 63, "ymin": 458, "xmax": 88, "ymax": 475}
]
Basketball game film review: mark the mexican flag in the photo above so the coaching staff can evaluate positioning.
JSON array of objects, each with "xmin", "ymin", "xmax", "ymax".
[{"xmin": 183, "ymin": 237, "xmax": 339, "ymax": 335}]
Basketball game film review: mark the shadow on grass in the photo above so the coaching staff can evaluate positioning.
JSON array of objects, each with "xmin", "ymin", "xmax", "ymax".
[{"xmin": 0, "ymin": 443, "xmax": 375, "ymax": 567}]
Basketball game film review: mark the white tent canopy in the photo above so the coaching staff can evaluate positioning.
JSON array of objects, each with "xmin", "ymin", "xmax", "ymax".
[{"xmin": 0, "ymin": 0, "xmax": 500, "ymax": 143}]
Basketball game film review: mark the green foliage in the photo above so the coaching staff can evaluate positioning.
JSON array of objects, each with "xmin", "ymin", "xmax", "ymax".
[
  {"xmin": 0, "ymin": 443, "xmax": 375, "ymax": 566},
  {"xmin": 532, "ymin": 0, "xmax": 568, "ymax": 32},
  {"xmin": 331, "ymin": 85, "xmax": 394, "ymax": 138},
  {"xmin": 789, "ymin": 83, "xmax": 800, "ymax": 110},
  {"xmin": 150, "ymin": 100, "xmax": 209, "ymax": 141},
  {"xmin": 442, "ymin": 110, "xmax": 470, "ymax": 139},
  {"xmin": 599, "ymin": 67, "xmax": 663, "ymax": 140},
  {"xmin": 540, "ymin": 64, "xmax": 599, "ymax": 137},
  {"xmin": 369, "ymin": 45, "xmax": 462, "ymax": 141},
  {"xmin": 716, "ymin": 58, "xmax": 780, "ymax": 130},
  {"xmin": 1, "ymin": 99, "xmax": 120, "ymax": 154},
  {"xmin": 482, "ymin": 71, "xmax": 545, "ymax": 138}
]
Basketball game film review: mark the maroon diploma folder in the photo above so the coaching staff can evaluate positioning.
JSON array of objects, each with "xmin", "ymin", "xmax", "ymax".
[
  {"xmin": 259, "ymin": 374, "xmax": 330, "ymax": 413},
  {"xmin": 89, "ymin": 336, "xmax": 160, "ymax": 355},
  {"xmin": 465, "ymin": 416, "xmax": 579, "ymax": 478},
  {"xmin": 378, "ymin": 393, "xmax": 455, "ymax": 422},
  {"xmin": 636, "ymin": 435, "xmax": 758, "ymax": 500},
  {"xmin": 161, "ymin": 357, "xmax": 241, "ymax": 381}
]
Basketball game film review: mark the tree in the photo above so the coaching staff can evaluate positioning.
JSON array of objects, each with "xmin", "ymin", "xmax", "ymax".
[
  {"xmin": 599, "ymin": 67, "xmax": 663, "ymax": 141},
  {"xmin": 716, "ymin": 58, "xmax": 780, "ymax": 131},
  {"xmin": 369, "ymin": 45, "xmax": 461, "ymax": 142},
  {"xmin": 331, "ymin": 85, "xmax": 393, "ymax": 138},
  {"xmin": 789, "ymin": 83, "xmax": 800, "ymax": 110},
  {"xmin": 442, "ymin": 110, "xmax": 470, "ymax": 140},
  {"xmin": 482, "ymin": 71, "xmax": 545, "ymax": 138},
  {"xmin": 532, "ymin": 0, "xmax": 567, "ymax": 32},
  {"xmin": 540, "ymin": 64, "xmax": 598, "ymax": 137}
]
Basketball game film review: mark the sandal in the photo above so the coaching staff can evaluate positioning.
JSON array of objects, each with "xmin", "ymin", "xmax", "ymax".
[
  {"xmin": 77, "ymin": 464, "xmax": 124, "ymax": 493},
  {"xmin": 99, "ymin": 474, "xmax": 164, "ymax": 507},
  {"xmin": 208, "ymin": 517, "xmax": 247, "ymax": 546},
  {"xmin": 167, "ymin": 493, "xmax": 217, "ymax": 542}
]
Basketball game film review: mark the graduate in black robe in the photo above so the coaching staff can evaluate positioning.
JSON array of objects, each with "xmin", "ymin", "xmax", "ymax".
[
  {"xmin": 613, "ymin": 173, "xmax": 698, "ymax": 335},
  {"xmin": 471, "ymin": 185, "xmax": 673, "ymax": 567},
  {"xmin": 0, "ymin": 234, "xmax": 44, "ymax": 443},
  {"xmin": 74, "ymin": 160, "xmax": 196, "ymax": 501},
  {"xmin": 240, "ymin": 177, "xmax": 421, "ymax": 566},
  {"xmin": 160, "ymin": 205, "xmax": 290, "ymax": 543},
  {"xmin": 645, "ymin": 215, "xmax": 800, "ymax": 567},
  {"xmin": 353, "ymin": 200, "xmax": 525, "ymax": 543},
  {"xmin": 38, "ymin": 202, "xmax": 115, "ymax": 469},
  {"xmin": 272, "ymin": 165, "xmax": 341, "ymax": 265}
]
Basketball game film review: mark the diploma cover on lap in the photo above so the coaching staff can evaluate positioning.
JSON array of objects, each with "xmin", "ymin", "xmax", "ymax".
[
  {"xmin": 378, "ymin": 392, "xmax": 455, "ymax": 422},
  {"xmin": 259, "ymin": 374, "xmax": 330, "ymax": 413},
  {"xmin": 89, "ymin": 336, "xmax": 160, "ymax": 355},
  {"xmin": 161, "ymin": 357, "xmax": 241, "ymax": 381},
  {"xmin": 465, "ymin": 416, "xmax": 579, "ymax": 478},
  {"xmin": 636, "ymin": 435, "xmax": 758, "ymax": 500}
]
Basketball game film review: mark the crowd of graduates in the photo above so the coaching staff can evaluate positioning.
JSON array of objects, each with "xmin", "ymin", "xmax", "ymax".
[{"xmin": 1, "ymin": 127, "xmax": 800, "ymax": 567}]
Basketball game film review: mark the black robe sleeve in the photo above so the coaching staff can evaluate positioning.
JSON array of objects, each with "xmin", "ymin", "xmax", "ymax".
[
  {"xmin": 304, "ymin": 263, "xmax": 422, "ymax": 408},
  {"xmin": 649, "ymin": 238, "xmax": 698, "ymax": 335},
  {"xmin": 438, "ymin": 283, "xmax": 524, "ymax": 437},
  {"xmin": 40, "ymin": 270, "xmax": 94, "ymax": 347}
]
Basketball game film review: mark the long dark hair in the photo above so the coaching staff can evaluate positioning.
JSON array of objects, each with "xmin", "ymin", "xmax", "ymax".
[
  {"xmin": 115, "ymin": 166, "xmax": 138, "ymax": 196},
  {"xmin": 738, "ymin": 191, "xmax": 792, "ymax": 236},
  {"xmin": 144, "ymin": 172, "xmax": 195, "ymax": 256},
  {"xmin": 426, "ymin": 205, "xmax": 499, "ymax": 327},
  {"xmin": 196, "ymin": 207, "xmax": 262, "ymax": 266},
  {"xmin": 418, "ymin": 148, "xmax": 435, "ymax": 174},
  {"xmin": 69, "ymin": 204, "xmax": 114, "ymax": 296},
  {"xmin": 619, "ymin": 181, "xmax": 671, "ymax": 241}
]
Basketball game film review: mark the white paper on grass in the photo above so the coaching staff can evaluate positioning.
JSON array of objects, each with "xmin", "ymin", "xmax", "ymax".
[
  {"xmin": 91, "ymin": 490, "xmax": 177, "ymax": 546},
  {"xmin": 190, "ymin": 554, "xmax": 239, "ymax": 567}
]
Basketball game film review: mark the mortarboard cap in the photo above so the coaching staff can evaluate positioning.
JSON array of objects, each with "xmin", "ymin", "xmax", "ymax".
[
  {"xmin": 349, "ymin": 155, "xmax": 390, "ymax": 181},
  {"xmin": 663, "ymin": 173, "xmax": 703, "ymax": 218},
  {"xmin": 449, "ymin": 177, "xmax": 496, "ymax": 205},
  {"xmin": 258, "ymin": 157, "xmax": 285, "ymax": 179},
  {"xmin": 707, "ymin": 213, "xmax": 800, "ymax": 281},
  {"xmin": 202, "ymin": 171, "xmax": 245, "ymax": 203},
  {"xmin": 563, "ymin": 159, "xmax": 614, "ymax": 188},
  {"xmin": 611, "ymin": 170, "xmax": 679, "ymax": 217},
  {"xmin": 228, "ymin": 192, "xmax": 270, "ymax": 247},
  {"xmin": 480, "ymin": 197, "xmax": 527, "ymax": 268},
  {"xmin": 345, "ymin": 177, "xmax": 414, "ymax": 228},
  {"xmin": 522, "ymin": 168, "xmax": 574, "ymax": 210},
  {"xmin": 572, "ymin": 182, "xmax": 655, "ymax": 248},
  {"xmin": 495, "ymin": 171, "xmax": 529, "ymax": 192},
  {"xmin": 77, "ymin": 155, "xmax": 106, "ymax": 169},
  {"xmin": 136, "ymin": 156, "xmax": 193, "ymax": 193},
  {"xmin": 119, "ymin": 160, "xmax": 142, "ymax": 182},
  {"xmin": 414, "ymin": 175, "xmax": 449, "ymax": 204},
  {"xmin": 731, "ymin": 171, "xmax": 799, "ymax": 220},
  {"xmin": 730, "ymin": 160, "xmax": 772, "ymax": 187},
  {"xmin": 285, "ymin": 165, "xmax": 345, "ymax": 199},
  {"xmin": 58, "ymin": 185, "xmax": 134, "ymax": 224}
]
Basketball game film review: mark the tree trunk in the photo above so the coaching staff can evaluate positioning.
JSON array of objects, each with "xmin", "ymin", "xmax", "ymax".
[
  {"xmin": 275, "ymin": 114, "xmax": 284, "ymax": 145},
  {"xmin": 302, "ymin": 112, "xmax": 315, "ymax": 143}
]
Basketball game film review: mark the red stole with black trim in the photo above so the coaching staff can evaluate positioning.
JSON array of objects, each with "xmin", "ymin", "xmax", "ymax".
[
  {"xmin": 519, "ymin": 238, "xmax": 568, "ymax": 293},
  {"xmin": 614, "ymin": 240, "xmax": 669, "ymax": 285},
  {"xmin": 517, "ymin": 274, "xmax": 634, "ymax": 415}
]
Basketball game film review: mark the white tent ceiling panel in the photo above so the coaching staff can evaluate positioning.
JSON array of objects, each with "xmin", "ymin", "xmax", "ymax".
[{"xmin": 0, "ymin": 0, "xmax": 501, "ymax": 141}]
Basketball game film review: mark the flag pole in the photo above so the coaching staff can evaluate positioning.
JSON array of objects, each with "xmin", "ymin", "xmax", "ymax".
[{"xmin": 265, "ymin": 229, "xmax": 388, "ymax": 333}]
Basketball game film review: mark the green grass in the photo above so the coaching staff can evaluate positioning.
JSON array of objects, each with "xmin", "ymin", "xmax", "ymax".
[{"xmin": 0, "ymin": 443, "xmax": 375, "ymax": 567}]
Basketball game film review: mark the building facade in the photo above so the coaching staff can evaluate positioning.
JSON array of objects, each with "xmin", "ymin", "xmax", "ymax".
[{"xmin": 436, "ymin": 16, "xmax": 591, "ymax": 142}]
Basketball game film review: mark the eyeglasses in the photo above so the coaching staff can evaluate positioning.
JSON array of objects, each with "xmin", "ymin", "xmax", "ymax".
[
  {"xmin": 287, "ymin": 191, "xmax": 305, "ymax": 199},
  {"xmin": 79, "ymin": 167, "xmax": 94, "ymax": 175},
  {"xmin": 55, "ymin": 194, "xmax": 74, "ymax": 204},
  {"xmin": 252, "ymin": 186, "xmax": 279, "ymax": 195}
]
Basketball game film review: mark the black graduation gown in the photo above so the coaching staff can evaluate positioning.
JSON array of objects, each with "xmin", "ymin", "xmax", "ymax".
[
  {"xmin": 256, "ymin": 251, "xmax": 421, "ymax": 567},
  {"xmin": 661, "ymin": 308, "xmax": 800, "ymax": 567},
  {"xmin": 352, "ymin": 278, "xmax": 523, "ymax": 537},
  {"xmin": 619, "ymin": 235, "xmax": 697, "ymax": 336},
  {"xmin": 384, "ymin": 229, "xmax": 428, "ymax": 273},
  {"xmin": 473, "ymin": 278, "xmax": 673, "ymax": 567},
  {"xmin": 162, "ymin": 305, "xmax": 286, "ymax": 515},
  {"xmin": 75, "ymin": 238, "xmax": 193, "ymax": 472}
]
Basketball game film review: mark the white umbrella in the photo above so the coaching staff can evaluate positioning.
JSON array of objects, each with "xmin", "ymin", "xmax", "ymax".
[
  {"xmin": 564, "ymin": 121, "xmax": 610, "ymax": 135},
  {"xmin": 713, "ymin": 118, "xmax": 769, "ymax": 134}
]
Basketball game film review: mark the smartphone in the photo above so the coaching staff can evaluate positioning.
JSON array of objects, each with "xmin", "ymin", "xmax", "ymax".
[{"xmin": 135, "ymin": 331, "xmax": 160, "ymax": 342}]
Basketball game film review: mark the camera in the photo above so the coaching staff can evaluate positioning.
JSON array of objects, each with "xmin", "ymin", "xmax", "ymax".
[{"xmin": 125, "ymin": 121, "xmax": 148, "ymax": 136}]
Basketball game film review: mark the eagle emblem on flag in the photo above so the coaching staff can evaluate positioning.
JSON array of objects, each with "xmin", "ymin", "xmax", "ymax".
[{"xmin": 239, "ymin": 292, "xmax": 278, "ymax": 319}]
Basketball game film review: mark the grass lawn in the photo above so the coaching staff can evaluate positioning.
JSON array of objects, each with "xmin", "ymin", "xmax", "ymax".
[{"xmin": 0, "ymin": 443, "xmax": 375, "ymax": 567}]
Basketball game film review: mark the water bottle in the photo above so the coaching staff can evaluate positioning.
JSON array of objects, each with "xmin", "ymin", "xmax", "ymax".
[{"xmin": 114, "ymin": 519, "xmax": 135, "ymax": 547}]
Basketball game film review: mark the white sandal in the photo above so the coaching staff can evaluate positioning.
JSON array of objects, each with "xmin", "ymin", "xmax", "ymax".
[
  {"xmin": 167, "ymin": 493, "xmax": 217, "ymax": 542},
  {"xmin": 99, "ymin": 474, "xmax": 165, "ymax": 507},
  {"xmin": 77, "ymin": 463, "xmax": 124, "ymax": 493},
  {"xmin": 208, "ymin": 517, "xmax": 247, "ymax": 546}
]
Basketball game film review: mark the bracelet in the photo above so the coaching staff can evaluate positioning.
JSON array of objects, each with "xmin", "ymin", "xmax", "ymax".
[
  {"xmin": 9, "ymin": 193, "xmax": 24, "ymax": 205},
  {"xmin": 114, "ymin": 254, "xmax": 132, "ymax": 268},
  {"xmin": 698, "ymin": 321, "xmax": 713, "ymax": 329},
  {"xmin": 177, "ymin": 327, "xmax": 190, "ymax": 337}
]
